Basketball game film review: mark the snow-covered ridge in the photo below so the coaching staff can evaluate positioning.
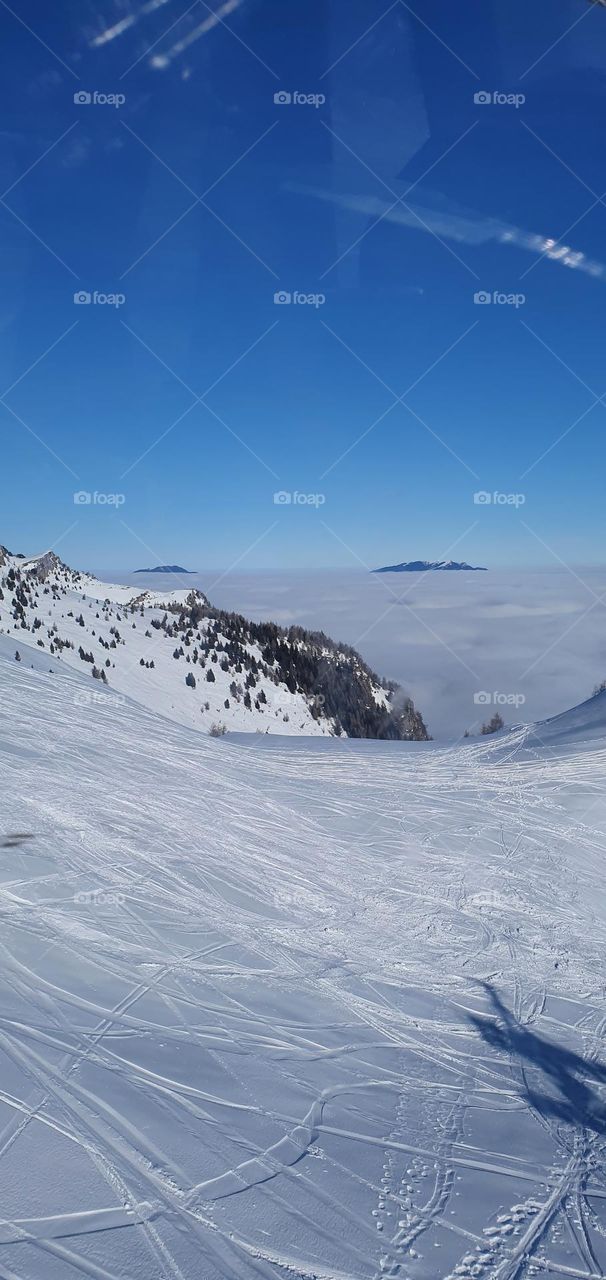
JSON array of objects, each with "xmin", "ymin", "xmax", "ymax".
[
  {"xmin": 0, "ymin": 546, "xmax": 428, "ymax": 739},
  {"xmin": 521, "ymin": 686, "xmax": 606, "ymax": 745},
  {"xmin": 14, "ymin": 549, "xmax": 205, "ymax": 610}
]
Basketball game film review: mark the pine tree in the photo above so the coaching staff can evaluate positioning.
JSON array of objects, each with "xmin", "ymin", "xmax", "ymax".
[{"xmin": 481, "ymin": 712, "xmax": 504, "ymax": 735}]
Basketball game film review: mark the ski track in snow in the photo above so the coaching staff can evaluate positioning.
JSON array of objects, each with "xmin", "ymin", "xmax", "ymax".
[{"xmin": 1, "ymin": 645, "xmax": 606, "ymax": 1277}]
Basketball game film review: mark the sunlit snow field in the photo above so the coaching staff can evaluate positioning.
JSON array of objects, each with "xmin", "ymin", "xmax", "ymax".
[
  {"xmin": 3, "ymin": 634, "xmax": 606, "ymax": 1278},
  {"xmin": 101, "ymin": 568, "xmax": 606, "ymax": 738}
]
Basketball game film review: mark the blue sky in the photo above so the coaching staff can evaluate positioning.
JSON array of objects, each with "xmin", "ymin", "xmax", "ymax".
[{"xmin": 0, "ymin": 0, "xmax": 605, "ymax": 571}]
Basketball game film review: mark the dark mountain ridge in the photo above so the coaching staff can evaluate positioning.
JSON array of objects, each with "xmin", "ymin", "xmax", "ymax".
[
  {"xmin": 134, "ymin": 565, "xmax": 194, "ymax": 574},
  {"xmin": 374, "ymin": 559, "xmax": 487, "ymax": 573}
]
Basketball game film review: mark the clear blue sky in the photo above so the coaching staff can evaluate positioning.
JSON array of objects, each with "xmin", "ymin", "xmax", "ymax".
[{"xmin": 0, "ymin": 0, "xmax": 605, "ymax": 571}]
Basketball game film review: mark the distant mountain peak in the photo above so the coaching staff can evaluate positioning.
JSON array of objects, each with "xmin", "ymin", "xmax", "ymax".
[
  {"xmin": 373, "ymin": 559, "xmax": 487, "ymax": 573},
  {"xmin": 134, "ymin": 565, "xmax": 194, "ymax": 574}
]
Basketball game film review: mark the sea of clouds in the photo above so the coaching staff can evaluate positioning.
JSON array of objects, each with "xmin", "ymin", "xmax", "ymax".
[{"xmin": 104, "ymin": 568, "xmax": 606, "ymax": 739}]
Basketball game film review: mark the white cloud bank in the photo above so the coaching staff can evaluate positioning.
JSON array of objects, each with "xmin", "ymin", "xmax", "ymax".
[{"xmin": 103, "ymin": 568, "xmax": 606, "ymax": 738}]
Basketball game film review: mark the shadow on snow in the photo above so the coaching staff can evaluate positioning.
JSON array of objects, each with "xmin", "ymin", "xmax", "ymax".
[{"xmin": 468, "ymin": 982, "xmax": 606, "ymax": 1136}]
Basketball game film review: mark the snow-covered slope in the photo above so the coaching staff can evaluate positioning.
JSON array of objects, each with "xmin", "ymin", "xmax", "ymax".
[
  {"xmin": 0, "ymin": 548, "xmax": 427, "ymax": 739},
  {"xmin": 1, "ymin": 643, "xmax": 606, "ymax": 1277},
  {"xmin": 523, "ymin": 688, "xmax": 606, "ymax": 745}
]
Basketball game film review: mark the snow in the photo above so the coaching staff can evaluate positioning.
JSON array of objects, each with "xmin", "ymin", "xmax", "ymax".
[
  {"xmin": 0, "ymin": 552, "xmax": 346, "ymax": 737},
  {"xmin": 524, "ymin": 688, "xmax": 606, "ymax": 745},
  {"xmin": 1, "ymin": 635, "xmax": 606, "ymax": 1277}
]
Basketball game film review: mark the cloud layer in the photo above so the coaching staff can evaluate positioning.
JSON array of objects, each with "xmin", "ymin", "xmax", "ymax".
[{"xmin": 104, "ymin": 568, "xmax": 606, "ymax": 738}]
